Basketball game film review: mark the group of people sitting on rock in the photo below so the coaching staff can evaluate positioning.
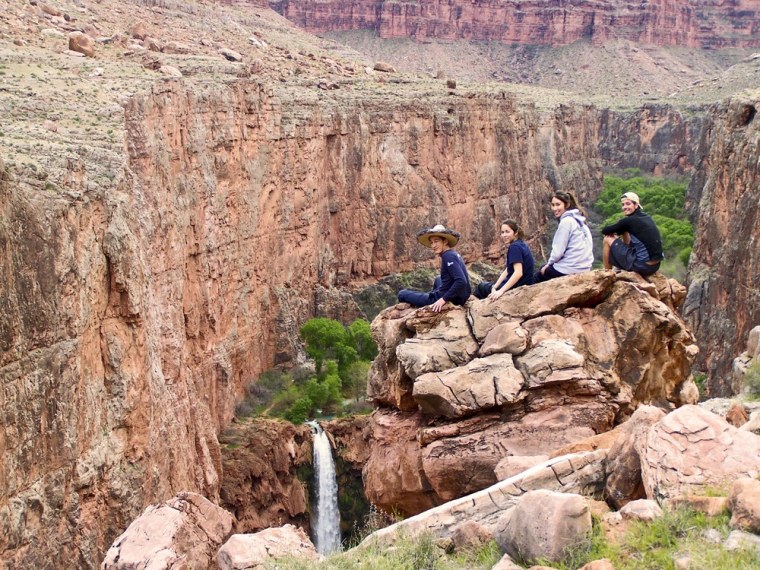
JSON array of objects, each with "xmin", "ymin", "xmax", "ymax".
[{"xmin": 397, "ymin": 191, "xmax": 664, "ymax": 311}]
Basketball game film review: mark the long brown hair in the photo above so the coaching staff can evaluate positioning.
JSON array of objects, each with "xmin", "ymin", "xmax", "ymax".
[
  {"xmin": 501, "ymin": 219, "xmax": 525, "ymax": 240},
  {"xmin": 552, "ymin": 191, "xmax": 587, "ymax": 218}
]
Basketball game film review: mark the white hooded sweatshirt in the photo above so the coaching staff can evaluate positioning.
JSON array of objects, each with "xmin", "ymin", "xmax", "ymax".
[{"xmin": 547, "ymin": 209, "xmax": 594, "ymax": 274}]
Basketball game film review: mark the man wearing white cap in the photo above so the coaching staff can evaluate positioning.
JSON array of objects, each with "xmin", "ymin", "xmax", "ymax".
[
  {"xmin": 397, "ymin": 224, "xmax": 472, "ymax": 312},
  {"xmin": 601, "ymin": 192, "xmax": 664, "ymax": 276}
]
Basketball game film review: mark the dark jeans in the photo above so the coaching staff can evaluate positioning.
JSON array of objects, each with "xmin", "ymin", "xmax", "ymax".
[
  {"xmin": 533, "ymin": 264, "xmax": 566, "ymax": 283},
  {"xmin": 398, "ymin": 277, "xmax": 443, "ymax": 308}
]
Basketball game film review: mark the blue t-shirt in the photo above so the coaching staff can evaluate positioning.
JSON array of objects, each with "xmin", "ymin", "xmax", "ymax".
[
  {"xmin": 629, "ymin": 234, "xmax": 649, "ymax": 263},
  {"xmin": 438, "ymin": 249, "xmax": 471, "ymax": 304},
  {"xmin": 496, "ymin": 239, "xmax": 535, "ymax": 290}
]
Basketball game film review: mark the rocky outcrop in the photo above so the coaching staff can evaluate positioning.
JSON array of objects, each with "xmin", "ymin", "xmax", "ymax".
[
  {"xmin": 684, "ymin": 95, "xmax": 760, "ymax": 396},
  {"xmin": 364, "ymin": 270, "xmax": 699, "ymax": 514},
  {"xmin": 218, "ymin": 420, "xmax": 312, "ymax": 534},
  {"xmin": 276, "ymin": 0, "xmax": 760, "ymax": 48},
  {"xmin": 102, "ymin": 492, "xmax": 235, "ymax": 570}
]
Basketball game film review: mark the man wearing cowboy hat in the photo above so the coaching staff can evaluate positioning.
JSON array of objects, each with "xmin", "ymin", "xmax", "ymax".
[
  {"xmin": 602, "ymin": 191, "xmax": 664, "ymax": 276},
  {"xmin": 397, "ymin": 224, "xmax": 472, "ymax": 312}
]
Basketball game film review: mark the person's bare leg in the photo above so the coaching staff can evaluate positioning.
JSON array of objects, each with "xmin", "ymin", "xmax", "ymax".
[
  {"xmin": 603, "ymin": 235, "xmax": 614, "ymax": 270},
  {"xmin": 621, "ymin": 231, "xmax": 631, "ymax": 245}
]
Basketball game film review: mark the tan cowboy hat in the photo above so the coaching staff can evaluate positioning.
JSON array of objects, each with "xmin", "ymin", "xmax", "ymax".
[{"xmin": 416, "ymin": 224, "xmax": 461, "ymax": 248}]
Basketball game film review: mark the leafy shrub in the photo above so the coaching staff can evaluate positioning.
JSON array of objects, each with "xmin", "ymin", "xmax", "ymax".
[
  {"xmin": 237, "ymin": 318, "xmax": 379, "ymax": 424},
  {"xmin": 744, "ymin": 360, "xmax": 760, "ymax": 400}
]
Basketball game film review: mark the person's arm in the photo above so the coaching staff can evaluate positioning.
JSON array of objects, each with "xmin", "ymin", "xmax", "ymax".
[
  {"xmin": 601, "ymin": 216, "xmax": 630, "ymax": 236},
  {"xmin": 489, "ymin": 263, "xmax": 522, "ymax": 300},
  {"xmin": 547, "ymin": 218, "xmax": 571, "ymax": 265}
]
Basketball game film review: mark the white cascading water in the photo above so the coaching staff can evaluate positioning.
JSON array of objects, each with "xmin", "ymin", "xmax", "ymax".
[{"xmin": 307, "ymin": 421, "xmax": 342, "ymax": 555}]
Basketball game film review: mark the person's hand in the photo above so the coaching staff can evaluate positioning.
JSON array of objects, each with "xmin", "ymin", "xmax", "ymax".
[
  {"xmin": 540, "ymin": 265, "xmax": 547, "ymax": 275},
  {"xmin": 489, "ymin": 289, "xmax": 504, "ymax": 301},
  {"xmin": 430, "ymin": 298, "xmax": 446, "ymax": 312}
]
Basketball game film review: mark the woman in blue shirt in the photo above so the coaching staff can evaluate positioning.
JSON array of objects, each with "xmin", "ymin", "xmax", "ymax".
[
  {"xmin": 475, "ymin": 219, "xmax": 535, "ymax": 300},
  {"xmin": 398, "ymin": 224, "xmax": 471, "ymax": 312}
]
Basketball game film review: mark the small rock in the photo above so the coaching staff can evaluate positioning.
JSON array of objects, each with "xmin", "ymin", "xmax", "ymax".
[
  {"xmin": 724, "ymin": 529, "xmax": 760, "ymax": 552},
  {"xmin": 43, "ymin": 120, "xmax": 58, "ymax": 132},
  {"xmin": 219, "ymin": 48, "xmax": 242, "ymax": 62},
  {"xmin": 373, "ymin": 61, "xmax": 396, "ymax": 73},
  {"xmin": 674, "ymin": 556, "xmax": 691, "ymax": 570},
  {"xmin": 701, "ymin": 528, "xmax": 722, "ymax": 544},
  {"xmin": 41, "ymin": 3, "xmax": 62, "ymax": 17},
  {"xmin": 163, "ymin": 41, "xmax": 192, "ymax": 54},
  {"xmin": 726, "ymin": 402, "xmax": 749, "ymax": 427},
  {"xmin": 41, "ymin": 28, "xmax": 65, "ymax": 37},
  {"xmin": 68, "ymin": 31, "xmax": 95, "ymax": 57},
  {"xmin": 446, "ymin": 79, "xmax": 456, "ymax": 89},
  {"xmin": 64, "ymin": 49, "xmax": 85, "ymax": 58},
  {"xmin": 620, "ymin": 499, "xmax": 663, "ymax": 522},
  {"xmin": 88, "ymin": 67, "xmax": 104, "ymax": 77},
  {"xmin": 143, "ymin": 37, "xmax": 162, "ymax": 52},
  {"xmin": 129, "ymin": 21, "xmax": 148, "ymax": 40},
  {"xmin": 159, "ymin": 65, "xmax": 182, "ymax": 78}
]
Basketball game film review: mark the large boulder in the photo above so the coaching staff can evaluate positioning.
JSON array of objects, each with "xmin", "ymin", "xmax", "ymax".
[
  {"xmin": 216, "ymin": 526, "xmax": 319, "ymax": 570},
  {"xmin": 102, "ymin": 492, "xmax": 234, "ymax": 569},
  {"xmin": 495, "ymin": 490, "xmax": 592, "ymax": 564},
  {"xmin": 605, "ymin": 405, "xmax": 667, "ymax": 508},
  {"xmin": 366, "ymin": 271, "xmax": 699, "ymax": 514},
  {"xmin": 640, "ymin": 405, "xmax": 760, "ymax": 501}
]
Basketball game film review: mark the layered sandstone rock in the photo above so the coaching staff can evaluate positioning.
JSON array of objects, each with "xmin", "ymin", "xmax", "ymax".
[
  {"xmin": 640, "ymin": 405, "xmax": 760, "ymax": 501},
  {"xmin": 0, "ymin": 80, "xmax": 605, "ymax": 566},
  {"xmin": 684, "ymin": 95, "xmax": 760, "ymax": 396},
  {"xmin": 218, "ymin": 420, "xmax": 312, "ymax": 534},
  {"xmin": 277, "ymin": 0, "xmax": 760, "ymax": 49},
  {"xmin": 102, "ymin": 492, "xmax": 235, "ymax": 570},
  {"xmin": 364, "ymin": 270, "xmax": 699, "ymax": 514}
]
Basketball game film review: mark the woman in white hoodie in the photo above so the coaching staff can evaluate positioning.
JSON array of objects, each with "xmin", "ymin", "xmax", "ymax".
[{"xmin": 534, "ymin": 191, "xmax": 594, "ymax": 283}]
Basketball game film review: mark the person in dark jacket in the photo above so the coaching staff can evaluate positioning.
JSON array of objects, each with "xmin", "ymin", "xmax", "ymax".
[
  {"xmin": 398, "ymin": 224, "xmax": 471, "ymax": 312},
  {"xmin": 474, "ymin": 219, "xmax": 534, "ymax": 300},
  {"xmin": 602, "ymin": 191, "xmax": 664, "ymax": 276}
]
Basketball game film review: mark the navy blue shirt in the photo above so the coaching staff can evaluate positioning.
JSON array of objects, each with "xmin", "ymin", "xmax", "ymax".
[
  {"xmin": 437, "ymin": 249, "xmax": 471, "ymax": 305},
  {"xmin": 497, "ymin": 239, "xmax": 535, "ymax": 290}
]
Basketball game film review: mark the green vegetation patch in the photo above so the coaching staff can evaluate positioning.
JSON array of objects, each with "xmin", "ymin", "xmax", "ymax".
[
  {"xmin": 236, "ymin": 317, "xmax": 377, "ymax": 424},
  {"xmin": 541, "ymin": 508, "xmax": 760, "ymax": 570}
]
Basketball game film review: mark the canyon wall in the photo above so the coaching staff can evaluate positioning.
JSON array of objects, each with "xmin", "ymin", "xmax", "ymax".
[
  {"xmin": 684, "ymin": 95, "xmax": 760, "ymax": 396},
  {"xmin": 275, "ymin": 0, "xmax": 760, "ymax": 48},
  {"xmin": 0, "ymin": 82, "xmax": 604, "ymax": 568}
]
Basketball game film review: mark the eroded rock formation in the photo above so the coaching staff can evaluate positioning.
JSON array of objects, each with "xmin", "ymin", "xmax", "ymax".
[
  {"xmin": 684, "ymin": 96, "xmax": 760, "ymax": 396},
  {"xmin": 364, "ymin": 270, "xmax": 699, "ymax": 515},
  {"xmin": 276, "ymin": 0, "xmax": 760, "ymax": 48}
]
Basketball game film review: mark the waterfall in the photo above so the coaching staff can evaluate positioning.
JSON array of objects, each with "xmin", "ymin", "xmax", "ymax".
[{"xmin": 307, "ymin": 421, "xmax": 342, "ymax": 555}]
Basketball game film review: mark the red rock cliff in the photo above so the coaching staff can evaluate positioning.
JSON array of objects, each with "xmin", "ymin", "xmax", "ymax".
[
  {"xmin": 0, "ymin": 83, "xmax": 605, "ymax": 567},
  {"xmin": 275, "ymin": 0, "xmax": 760, "ymax": 48},
  {"xmin": 684, "ymin": 95, "xmax": 760, "ymax": 396}
]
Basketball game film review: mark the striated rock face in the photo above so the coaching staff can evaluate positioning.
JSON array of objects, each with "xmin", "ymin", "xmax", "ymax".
[
  {"xmin": 0, "ymin": 82, "xmax": 605, "ymax": 566},
  {"xmin": 218, "ymin": 420, "xmax": 312, "ymax": 534},
  {"xmin": 684, "ymin": 95, "xmax": 760, "ymax": 396},
  {"xmin": 276, "ymin": 0, "xmax": 760, "ymax": 48},
  {"xmin": 364, "ymin": 271, "xmax": 699, "ymax": 514}
]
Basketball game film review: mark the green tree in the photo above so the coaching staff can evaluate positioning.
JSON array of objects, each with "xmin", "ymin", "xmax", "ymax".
[
  {"xmin": 348, "ymin": 319, "xmax": 378, "ymax": 361},
  {"xmin": 300, "ymin": 317, "xmax": 349, "ymax": 373}
]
